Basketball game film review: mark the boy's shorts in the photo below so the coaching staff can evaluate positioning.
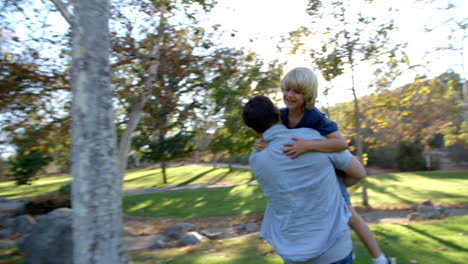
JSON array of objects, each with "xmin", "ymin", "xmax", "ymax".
[{"xmin": 336, "ymin": 169, "xmax": 351, "ymax": 205}]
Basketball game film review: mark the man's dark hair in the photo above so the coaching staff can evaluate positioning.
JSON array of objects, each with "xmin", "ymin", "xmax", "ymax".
[{"xmin": 242, "ymin": 95, "xmax": 279, "ymax": 133}]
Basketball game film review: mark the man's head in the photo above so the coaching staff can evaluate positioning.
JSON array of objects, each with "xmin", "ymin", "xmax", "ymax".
[
  {"xmin": 242, "ymin": 95, "xmax": 280, "ymax": 134},
  {"xmin": 281, "ymin": 67, "xmax": 318, "ymax": 110}
]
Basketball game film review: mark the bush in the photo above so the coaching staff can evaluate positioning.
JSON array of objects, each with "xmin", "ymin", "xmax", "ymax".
[
  {"xmin": 24, "ymin": 183, "xmax": 71, "ymax": 215},
  {"xmin": 8, "ymin": 150, "xmax": 53, "ymax": 185},
  {"xmin": 396, "ymin": 141, "xmax": 426, "ymax": 171},
  {"xmin": 367, "ymin": 145, "xmax": 398, "ymax": 169}
]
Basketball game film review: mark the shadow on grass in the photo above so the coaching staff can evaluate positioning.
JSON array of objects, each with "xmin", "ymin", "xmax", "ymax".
[
  {"xmin": 411, "ymin": 171, "xmax": 468, "ymax": 180},
  {"xmin": 366, "ymin": 180, "xmax": 414, "ymax": 204},
  {"xmin": 123, "ymin": 185, "xmax": 266, "ymax": 218},
  {"xmin": 124, "ymin": 172, "xmax": 161, "ymax": 184},
  {"xmin": 176, "ymin": 168, "xmax": 217, "ymax": 186},
  {"xmin": 402, "ymin": 225, "xmax": 468, "ymax": 252}
]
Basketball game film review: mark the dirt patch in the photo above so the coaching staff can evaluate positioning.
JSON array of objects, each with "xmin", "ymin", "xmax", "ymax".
[
  {"xmin": 124, "ymin": 205, "xmax": 468, "ymax": 236},
  {"xmin": 123, "ymin": 215, "xmax": 262, "ymax": 236}
]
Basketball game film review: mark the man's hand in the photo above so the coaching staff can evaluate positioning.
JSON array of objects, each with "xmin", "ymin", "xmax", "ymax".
[
  {"xmin": 254, "ymin": 139, "xmax": 269, "ymax": 152},
  {"xmin": 283, "ymin": 137, "xmax": 312, "ymax": 159}
]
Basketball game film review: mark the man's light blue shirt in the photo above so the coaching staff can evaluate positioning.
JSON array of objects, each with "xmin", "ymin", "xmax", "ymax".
[{"xmin": 249, "ymin": 124, "xmax": 352, "ymax": 262}]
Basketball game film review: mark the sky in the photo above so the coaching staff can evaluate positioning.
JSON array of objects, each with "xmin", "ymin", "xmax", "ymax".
[{"xmin": 200, "ymin": 0, "xmax": 468, "ymax": 107}]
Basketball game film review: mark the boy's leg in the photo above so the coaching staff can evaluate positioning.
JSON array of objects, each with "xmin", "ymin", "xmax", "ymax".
[{"xmin": 347, "ymin": 206, "xmax": 382, "ymax": 258}]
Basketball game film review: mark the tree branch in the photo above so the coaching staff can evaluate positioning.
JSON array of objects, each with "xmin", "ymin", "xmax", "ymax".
[{"xmin": 50, "ymin": 0, "xmax": 73, "ymax": 26}]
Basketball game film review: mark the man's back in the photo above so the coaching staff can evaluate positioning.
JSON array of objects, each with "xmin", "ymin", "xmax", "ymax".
[{"xmin": 250, "ymin": 125, "xmax": 351, "ymax": 262}]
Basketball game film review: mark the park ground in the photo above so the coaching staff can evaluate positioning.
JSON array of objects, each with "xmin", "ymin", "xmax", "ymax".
[{"xmin": 1, "ymin": 164, "xmax": 468, "ymax": 263}]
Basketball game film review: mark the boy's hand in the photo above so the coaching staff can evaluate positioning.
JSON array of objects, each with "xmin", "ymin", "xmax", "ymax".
[
  {"xmin": 254, "ymin": 139, "xmax": 268, "ymax": 152},
  {"xmin": 283, "ymin": 137, "xmax": 310, "ymax": 159}
]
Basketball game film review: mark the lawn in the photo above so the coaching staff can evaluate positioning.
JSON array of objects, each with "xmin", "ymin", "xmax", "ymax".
[
  {"xmin": 122, "ymin": 170, "xmax": 468, "ymax": 218},
  {"xmin": 1, "ymin": 167, "xmax": 467, "ymax": 264},
  {"xmin": 1, "ymin": 166, "xmax": 467, "ymax": 212},
  {"xmin": 0, "ymin": 165, "xmax": 253, "ymax": 199},
  {"xmin": 2, "ymin": 216, "xmax": 467, "ymax": 264},
  {"xmin": 128, "ymin": 216, "xmax": 468, "ymax": 264}
]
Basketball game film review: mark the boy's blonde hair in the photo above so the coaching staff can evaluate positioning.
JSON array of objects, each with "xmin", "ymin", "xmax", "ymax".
[{"xmin": 280, "ymin": 67, "xmax": 318, "ymax": 110}]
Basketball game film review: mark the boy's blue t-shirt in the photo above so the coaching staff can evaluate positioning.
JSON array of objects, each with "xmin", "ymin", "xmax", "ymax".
[{"xmin": 280, "ymin": 107, "xmax": 338, "ymax": 135}]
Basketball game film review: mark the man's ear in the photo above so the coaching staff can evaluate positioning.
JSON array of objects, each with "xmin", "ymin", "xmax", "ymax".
[
  {"xmin": 249, "ymin": 127, "xmax": 262, "ymax": 136},
  {"xmin": 276, "ymin": 108, "xmax": 282, "ymax": 123}
]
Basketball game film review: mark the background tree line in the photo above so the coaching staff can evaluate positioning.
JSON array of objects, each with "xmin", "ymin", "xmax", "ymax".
[{"xmin": 1, "ymin": 0, "xmax": 467, "ymax": 185}]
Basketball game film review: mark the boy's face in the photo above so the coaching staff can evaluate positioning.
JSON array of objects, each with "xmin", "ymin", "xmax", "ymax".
[{"xmin": 282, "ymin": 86, "xmax": 305, "ymax": 111}]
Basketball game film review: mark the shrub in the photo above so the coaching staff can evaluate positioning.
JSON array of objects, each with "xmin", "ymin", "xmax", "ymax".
[
  {"xmin": 396, "ymin": 141, "xmax": 426, "ymax": 171},
  {"xmin": 24, "ymin": 183, "xmax": 71, "ymax": 215},
  {"xmin": 8, "ymin": 150, "xmax": 53, "ymax": 185}
]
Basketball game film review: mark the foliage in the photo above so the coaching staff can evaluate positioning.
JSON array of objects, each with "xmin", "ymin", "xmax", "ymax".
[
  {"xmin": 7, "ymin": 127, "xmax": 54, "ymax": 185},
  {"xmin": 8, "ymin": 150, "xmax": 52, "ymax": 185},
  {"xmin": 396, "ymin": 141, "xmax": 426, "ymax": 171},
  {"xmin": 134, "ymin": 132, "xmax": 196, "ymax": 164},
  {"xmin": 207, "ymin": 55, "xmax": 283, "ymax": 158},
  {"xmin": 330, "ymin": 71, "xmax": 466, "ymax": 167}
]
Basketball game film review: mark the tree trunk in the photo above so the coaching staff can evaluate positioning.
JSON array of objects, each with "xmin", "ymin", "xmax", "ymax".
[
  {"xmin": 161, "ymin": 160, "xmax": 167, "ymax": 184},
  {"xmin": 50, "ymin": 0, "xmax": 72, "ymax": 25},
  {"xmin": 228, "ymin": 155, "xmax": 233, "ymax": 172},
  {"xmin": 117, "ymin": 10, "xmax": 165, "ymax": 180},
  {"xmin": 212, "ymin": 153, "xmax": 217, "ymax": 168},
  {"xmin": 463, "ymin": 80, "xmax": 468, "ymax": 133},
  {"xmin": 71, "ymin": 0, "xmax": 126, "ymax": 263},
  {"xmin": 350, "ymin": 63, "xmax": 368, "ymax": 207}
]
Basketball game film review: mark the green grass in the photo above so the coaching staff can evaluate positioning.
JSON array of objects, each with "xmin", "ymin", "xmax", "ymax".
[
  {"xmin": 351, "ymin": 171, "xmax": 468, "ymax": 207},
  {"xmin": 0, "ymin": 175, "xmax": 70, "ymax": 199},
  {"xmin": 123, "ymin": 184, "xmax": 266, "ymax": 218},
  {"xmin": 2, "ymin": 216, "xmax": 467, "ymax": 264},
  {"xmin": 128, "ymin": 216, "xmax": 468, "ymax": 264},
  {"xmin": 1, "ymin": 167, "xmax": 467, "ymax": 212},
  {"xmin": 122, "ymin": 165, "xmax": 253, "ymax": 189},
  {"xmin": 0, "ymin": 165, "xmax": 253, "ymax": 199},
  {"xmin": 122, "ymin": 170, "xmax": 468, "ymax": 218}
]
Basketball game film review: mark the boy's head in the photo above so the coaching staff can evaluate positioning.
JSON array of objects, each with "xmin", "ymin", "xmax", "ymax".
[
  {"xmin": 281, "ymin": 67, "xmax": 318, "ymax": 110},
  {"xmin": 242, "ymin": 95, "xmax": 280, "ymax": 134}
]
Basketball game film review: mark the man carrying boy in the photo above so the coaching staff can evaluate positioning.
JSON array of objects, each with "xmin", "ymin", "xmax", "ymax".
[{"xmin": 242, "ymin": 95, "xmax": 367, "ymax": 264}]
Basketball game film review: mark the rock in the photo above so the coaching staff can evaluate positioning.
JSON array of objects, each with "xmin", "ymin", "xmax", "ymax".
[
  {"xmin": 0, "ymin": 199, "xmax": 25, "ymax": 227},
  {"xmin": 0, "ymin": 229, "xmax": 13, "ymax": 238},
  {"xmin": 409, "ymin": 204, "xmax": 418, "ymax": 211},
  {"xmin": 162, "ymin": 222, "xmax": 192, "ymax": 240},
  {"xmin": 421, "ymin": 200, "xmax": 433, "ymax": 206},
  {"xmin": 179, "ymin": 232, "xmax": 207, "ymax": 246},
  {"xmin": 13, "ymin": 215, "xmax": 36, "ymax": 233},
  {"xmin": 0, "ymin": 240, "xmax": 15, "ymax": 248},
  {"xmin": 436, "ymin": 205, "xmax": 447, "ymax": 216},
  {"xmin": 16, "ymin": 208, "xmax": 72, "ymax": 264},
  {"xmin": 408, "ymin": 212, "xmax": 423, "ymax": 221},
  {"xmin": 417, "ymin": 205, "xmax": 441, "ymax": 219},
  {"xmin": 244, "ymin": 222, "xmax": 259, "ymax": 233},
  {"xmin": 147, "ymin": 235, "xmax": 169, "ymax": 249},
  {"xmin": 200, "ymin": 227, "xmax": 228, "ymax": 239}
]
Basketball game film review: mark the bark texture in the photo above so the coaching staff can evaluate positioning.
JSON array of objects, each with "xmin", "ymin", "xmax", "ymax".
[{"xmin": 71, "ymin": 0, "xmax": 126, "ymax": 262}]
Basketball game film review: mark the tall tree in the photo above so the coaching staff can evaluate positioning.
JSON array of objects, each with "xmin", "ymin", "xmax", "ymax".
[
  {"xmin": 71, "ymin": 0, "xmax": 126, "ymax": 262},
  {"xmin": 420, "ymin": 0, "xmax": 468, "ymax": 138},
  {"xmin": 208, "ymin": 53, "xmax": 283, "ymax": 169},
  {"xmin": 285, "ymin": 0, "xmax": 403, "ymax": 206}
]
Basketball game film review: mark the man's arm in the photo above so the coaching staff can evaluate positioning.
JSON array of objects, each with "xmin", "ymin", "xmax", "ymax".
[{"xmin": 342, "ymin": 156, "xmax": 366, "ymax": 187}]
